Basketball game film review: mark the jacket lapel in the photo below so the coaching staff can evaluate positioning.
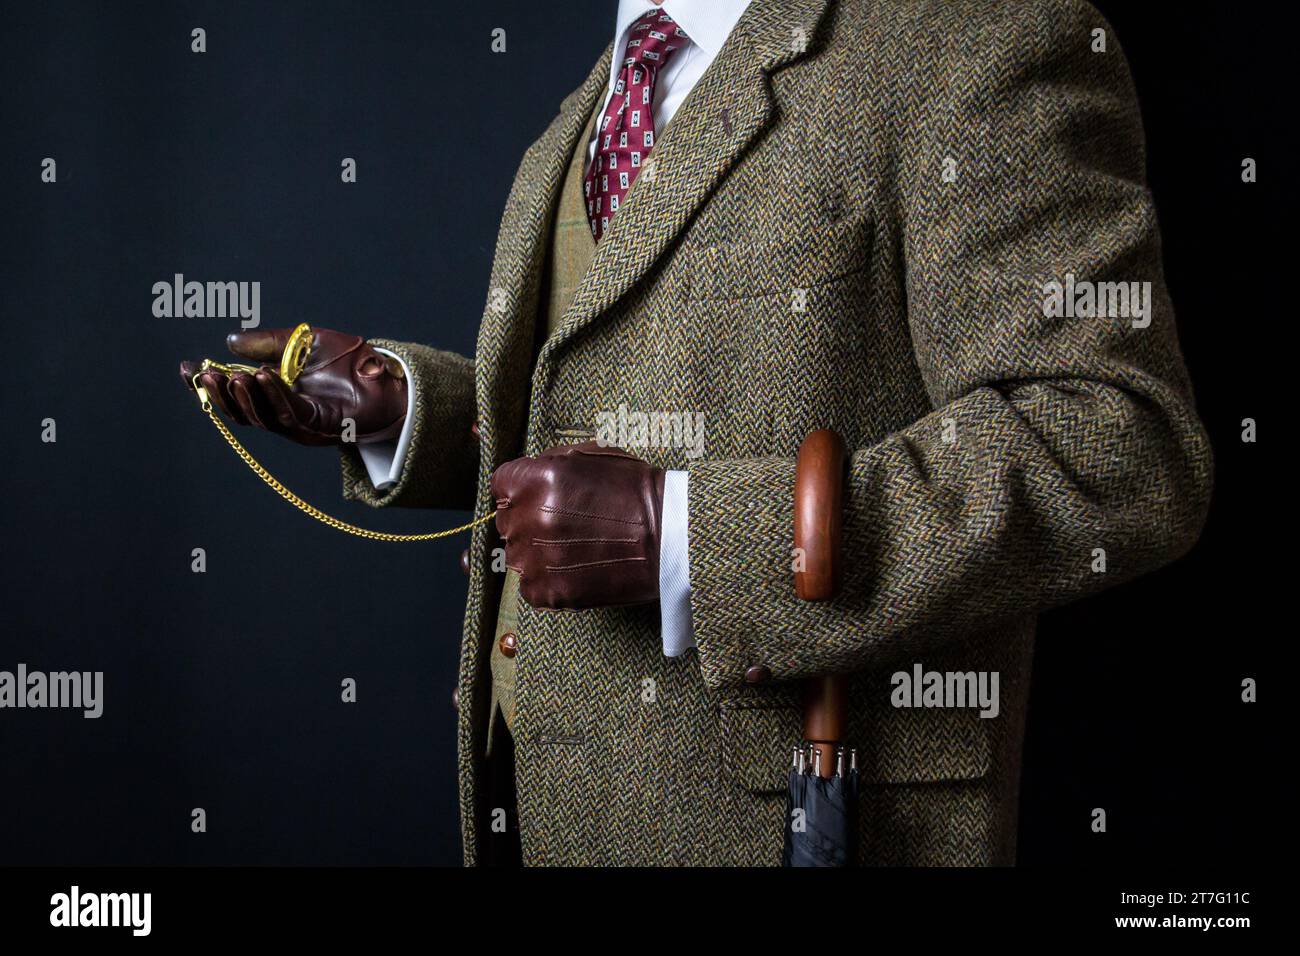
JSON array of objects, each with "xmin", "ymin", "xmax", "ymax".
[
  {"xmin": 535, "ymin": 0, "xmax": 835, "ymax": 370},
  {"xmin": 477, "ymin": 44, "xmax": 613, "ymax": 466}
]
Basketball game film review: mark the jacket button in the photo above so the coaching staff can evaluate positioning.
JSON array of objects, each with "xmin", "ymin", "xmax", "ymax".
[
  {"xmin": 499, "ymin": 631, "xmax": 518, "ymax": 659},
  {"xmin": 744, "ymin": 664, "xmax": 771, "ymax": 684},
  {"xmin": 451, "ymin": 687, "xmax": 460, "ymax": 711},
  {"xmin": 471, "ymin": 420, "xmax": 481, "ymax": 440},
  {"xmin": 460, "ymin": 549, "xmax": 470, "ymax": 576}
]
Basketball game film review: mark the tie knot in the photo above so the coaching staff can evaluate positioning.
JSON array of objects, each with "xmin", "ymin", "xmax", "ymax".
[{"xmin": 623, "ymin": 9, "xmax": 689, "ymax": 70}]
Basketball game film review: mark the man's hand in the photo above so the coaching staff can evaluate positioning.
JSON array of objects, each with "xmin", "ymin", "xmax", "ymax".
[
  {"xmin": 179, "ymin": 327, "xmax": 407, "ymax": 446},
  {"xmin": 491, "ymin": 442, "xmax": 665, "ymax": 609}
]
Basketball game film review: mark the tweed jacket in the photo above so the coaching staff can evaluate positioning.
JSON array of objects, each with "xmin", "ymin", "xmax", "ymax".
[{"xmin": 340, "ymin": 0, "xmax": 1213, "ymax": 865}]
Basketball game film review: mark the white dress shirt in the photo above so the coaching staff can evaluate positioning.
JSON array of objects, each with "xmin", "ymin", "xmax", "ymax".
[{"xmin": 364, "ymin": 0, "xmax": 752, "ymax": 657}]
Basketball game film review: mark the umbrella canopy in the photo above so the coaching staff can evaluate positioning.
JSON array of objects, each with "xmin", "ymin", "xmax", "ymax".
[{"xmin": 782, "ymin": 746, "xmax": 859, "ymax": 867}]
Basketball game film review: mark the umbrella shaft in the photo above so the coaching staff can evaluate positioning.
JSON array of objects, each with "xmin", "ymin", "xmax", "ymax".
[
  {"xmin": 804, "ymin": 673, "xmax": 848, "ymax": 778},
  {"xmin": 808, "ymin": 741, "xmax": 837, "ymax": 779}
]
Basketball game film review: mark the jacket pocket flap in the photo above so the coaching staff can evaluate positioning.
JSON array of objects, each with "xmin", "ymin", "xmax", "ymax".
[
  {"xmin": 720, "ymin": 701, "xmax": 992, "ymax": 793},
  {"xmin": 680, "ymin": 218, "xmax": 872, "ymax": 302}
]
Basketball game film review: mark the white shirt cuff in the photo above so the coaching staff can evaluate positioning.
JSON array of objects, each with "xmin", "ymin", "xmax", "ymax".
[
  {"xmin": 355, "ymin": 348, "xmax": 415, "ymax": 491},
  {"xmin": 659, "ymin": 469, "xmax": 696, "ymax": 657}
]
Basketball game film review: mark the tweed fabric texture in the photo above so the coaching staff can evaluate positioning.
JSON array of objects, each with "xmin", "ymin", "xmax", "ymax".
[
  {"xmin": 340, "ymin": 341, "xmax": 478, "ymax": 511},
  {"xmin": 350, "ymin": 0, "xmax": 1213, "ymax": 866},
  {"xmin": 487, "ymin": 569, "xmax": 522, "ymax": 746},
  {"xmin": 546, "ymin": 110, "xmax": 601, "ymax": 339},
  {"xmin": 488, "ymin": 105, "xmax": 602, "ymax": 739}
]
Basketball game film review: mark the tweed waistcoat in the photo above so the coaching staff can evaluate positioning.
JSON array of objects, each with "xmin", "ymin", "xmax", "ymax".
[{"xmin": 487, "ymin": 107, "xmax": 600, "ymax": 746}]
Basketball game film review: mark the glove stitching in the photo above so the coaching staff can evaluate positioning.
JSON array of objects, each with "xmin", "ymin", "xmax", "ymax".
[
  {"xmin": 545, "ymin": 557, "xmax": 648, "ymax": 572},
  {"xmin": 539, "ymin": 505, "xmax": 644, "ymax": 525},
  {"xmin": 531, "ymin": 537, "xmax": 637, "ymax": 545}
]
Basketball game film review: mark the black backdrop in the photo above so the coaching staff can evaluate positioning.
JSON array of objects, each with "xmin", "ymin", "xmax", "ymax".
[{"xmin": 0, "ymin": 1, "xmax": 1278, "ymax": 867}]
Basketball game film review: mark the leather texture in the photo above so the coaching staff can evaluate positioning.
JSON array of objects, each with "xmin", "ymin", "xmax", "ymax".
[
  {"xmin": 490, "ymin": 442, "xmax": 665, "ymax": 609},
  {"xmin": 340, "ymin": 0, "xmax": 1213, "ymax": 866},
  {"xmin": 180, "ymin": 326, "xmax": 407, "ymax": 446}
]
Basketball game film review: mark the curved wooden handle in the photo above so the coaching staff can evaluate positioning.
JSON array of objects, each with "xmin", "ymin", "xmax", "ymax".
[
  {"xmin": 793, "ymin": 429, "xmax": 848, "ymax": 778},
  {"xmin": 794, "ymin": 429, "xmax": 846, "ymax": 601}
]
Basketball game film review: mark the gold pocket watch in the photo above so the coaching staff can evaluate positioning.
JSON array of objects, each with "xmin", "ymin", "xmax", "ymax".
[
  {"xmin": 190, "ymin": 322, "xmax": 491, "ymax": 543},
  {"xmin": 195, "ymin": 321, "xmax": 314, "ymax": 386}
]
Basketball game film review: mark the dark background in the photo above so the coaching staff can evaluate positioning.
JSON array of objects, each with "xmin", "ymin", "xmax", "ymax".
[{"xmin": 0, "ymin": 1, "xmax": 1277, "ymax": 866}]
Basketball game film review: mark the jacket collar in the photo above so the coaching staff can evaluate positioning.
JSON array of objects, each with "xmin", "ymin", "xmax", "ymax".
[{"xmin": 538, "ymin": 0, "xmax": 835, "ymax": 367}]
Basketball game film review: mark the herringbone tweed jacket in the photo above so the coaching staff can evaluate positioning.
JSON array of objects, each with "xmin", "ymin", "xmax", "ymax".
[{"xmin": 340, "ymin": 0, "xmax": 1212, "ymax": 865}]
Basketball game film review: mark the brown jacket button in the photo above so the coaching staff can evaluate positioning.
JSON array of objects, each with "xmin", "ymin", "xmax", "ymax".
[
  {"xmin": 471, "ymin": 420, "xmax": 481, "ymax": 440},
  {"xmin": 499, "ymin": 631, "xmax": 518, "ymax": 659},
  {"xmin": 744, "ymin": 664, "xmax": 772, "ymax": 684},
  {"xmin": 451, "ymin": 687, "xmax": 460, "ymax": 711},
  {"xmin": 460, "ymin": 549, "xmax": 470, "ymax": 576}
]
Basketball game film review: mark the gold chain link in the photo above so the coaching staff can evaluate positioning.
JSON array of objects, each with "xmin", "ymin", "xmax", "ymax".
[{"xmin": 198, "ymin": 398, "xmax": 494, "ymax": 543}]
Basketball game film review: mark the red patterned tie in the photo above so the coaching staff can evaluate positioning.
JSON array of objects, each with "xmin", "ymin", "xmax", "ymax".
[{"xmin": 584, "ymin": 8, "xmax": 690, "ymax": 242}]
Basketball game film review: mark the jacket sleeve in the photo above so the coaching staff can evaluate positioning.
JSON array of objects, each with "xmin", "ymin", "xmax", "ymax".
[
  {"xmin": 686, "ymin": 0, "xmax": 1213, "ymax": 691},
  {"xmin": 340, "ymin": 339, "xmax": 479, "ymax": 510}
]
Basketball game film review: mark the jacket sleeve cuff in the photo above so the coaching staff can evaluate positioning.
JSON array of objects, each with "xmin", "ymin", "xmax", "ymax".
[
  {"xmin": 686, "ymin": 456, "xmax": 799, "ymax": 690},
  {"xmin": 355, "ymin": 348, "xmax": 416, "ymax": 491},
  {"xmin": 339, "ymin": 339, "xmax": 478, "ymax": 510}
]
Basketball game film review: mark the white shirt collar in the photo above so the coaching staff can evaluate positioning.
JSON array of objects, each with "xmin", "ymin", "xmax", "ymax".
[{"xmin": 608, "ymin": 0, "xmax": 751, "ymax": 84}]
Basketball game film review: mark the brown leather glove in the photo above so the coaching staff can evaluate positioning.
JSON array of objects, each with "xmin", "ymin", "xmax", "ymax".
[
  {"xmin": 491, "ymin": 442, "xmax": 666, "ymax": 609},
  {"xmin": 179, "ymin": 327, "xmax": 407, "ymax": 446}
]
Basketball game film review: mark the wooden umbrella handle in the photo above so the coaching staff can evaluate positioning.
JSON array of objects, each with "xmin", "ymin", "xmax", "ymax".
[{"xmin": 793, "ymin": 429, "xmax": 848, "ymax": 779}]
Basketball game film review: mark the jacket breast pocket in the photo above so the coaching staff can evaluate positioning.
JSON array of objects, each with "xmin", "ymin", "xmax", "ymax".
[
  {"xmin": 719, "ymin": 699, "xmax": 992, "ymax": 793},
  {"xmin": 680, "ymin": 219, "xmax": 872, "ymax": 303}
]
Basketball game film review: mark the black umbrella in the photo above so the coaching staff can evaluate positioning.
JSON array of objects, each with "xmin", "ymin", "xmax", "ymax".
[
  {"xmin": 783, "ymin": 744, "xmax": 859, "ymax": 867},
  {"xmin": 784, "ymin": 429, "xmax": 858, "ymax": 867}
]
